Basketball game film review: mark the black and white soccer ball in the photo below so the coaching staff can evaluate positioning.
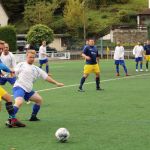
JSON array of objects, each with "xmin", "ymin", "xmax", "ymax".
[{"xmin": 55, "ymin": 128, "xmax": 70, "ymax": 142}]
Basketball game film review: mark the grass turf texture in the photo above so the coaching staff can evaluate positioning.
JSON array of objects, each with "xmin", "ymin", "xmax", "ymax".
[{"xmin": 1, "ymin": 59, "xmax": 150, "ymax": 150}]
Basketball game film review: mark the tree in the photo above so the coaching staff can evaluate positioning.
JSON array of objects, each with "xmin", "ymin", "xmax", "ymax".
[
  {"xmin": 0, "ymin": 25, "xmax": 17, "ymax": 52},
  {"xmin": 24, "ymin": 0, "xmax": 60, "ymax": 26},
  {"xmin": 26, "ymin": 24, "xmax": 54, "ymax": 48},
  {"xmin": 64, "ymin": 0, "xmax": 88, "ymax": 40},
  {"xmin": 1, "ymin": 0, "xmax": 26, "ymax": 22}
]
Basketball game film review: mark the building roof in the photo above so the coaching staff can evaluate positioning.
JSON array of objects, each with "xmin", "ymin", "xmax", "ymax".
[{"xmin": 138, "ymin": 9, "xmax": 150, "ymax": 15}]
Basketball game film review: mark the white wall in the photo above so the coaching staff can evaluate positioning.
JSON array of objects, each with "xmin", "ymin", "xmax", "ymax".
[
  {"xmin": 0, "ymin": 4, "xmax": 8, "ymax": 26},
  {"xmin": 49, "ymin": 37, "xmax": 66, "ymax": 51}
]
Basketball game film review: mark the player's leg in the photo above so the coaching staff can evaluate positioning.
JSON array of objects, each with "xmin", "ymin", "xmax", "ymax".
[
  {"xmin": 115, "ymin": 60, "xmax": 119, "ymax": 76},
  {"xmin": 78, "ymin": 65, "xmax": 90, "ymax": 92},
  {"xmin": 135, "ymin": 58, "xmax": 138, "ymax": 72},
  {"xmin": 140, "ymin": 58, "xmax": 143, "ymax": 71},
  {"xmin": 1, "ymin": 87, "xmax": 25, "ymax": 127},
  {"xmin": 94, "ymin": 64, "xmax": 104, "ymax": 90},
  {"xmin": 39, "ymin": 60, "xmax": 43, "ymax": 69},
  {"xmin": 28, "ymin": 92, "xmax": 42, "ymax": 121},
  {"xmin": 120, "ymin": 60, "xmax": 128, "ymax": 76},
  {"xmin": 45, "ymin": 59, "xmax": 49, "ymax": 74}
]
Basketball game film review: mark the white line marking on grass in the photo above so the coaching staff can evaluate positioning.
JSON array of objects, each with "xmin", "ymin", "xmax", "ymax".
[{"xmin": 36, "ymin": 73, "xmax": 150, "ymax": 93}]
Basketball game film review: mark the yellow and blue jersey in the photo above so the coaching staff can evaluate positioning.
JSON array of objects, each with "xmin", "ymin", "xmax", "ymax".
[
  {"xmin": 83, "ymin": 45, "xmax": 99, "ymax": 65},
  {"xmin": 82, "ymin": 46, "xmax": 100, "ymax": 74}
]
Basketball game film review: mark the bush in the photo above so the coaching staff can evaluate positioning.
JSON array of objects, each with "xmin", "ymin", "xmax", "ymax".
[
  {"xmin": 26, "ymin": 24, "xmax": 54, "ymax": 47},
  {"xmin": 0, "ymin": 25, "xmax": 17, "ymax": 52}
]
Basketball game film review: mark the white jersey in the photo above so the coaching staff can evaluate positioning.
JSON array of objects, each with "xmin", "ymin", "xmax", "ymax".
[
  {"xmin": 114, "ymin": 46, "xmax": 125, "ymax": 60},
  {"xmin": 133, "ymin": 45, "xmax": 144, "ymax": 58},
  {"xmin": 1, "ymin": 52, "xmax": 16, "ymax": 68},
  {"xmin": 38, "ymin": 45, "xmax": 47, "ymax": 60},
  {"xmin": 14, "ymin": 62, "xmax": 48, "ymax": 92}
]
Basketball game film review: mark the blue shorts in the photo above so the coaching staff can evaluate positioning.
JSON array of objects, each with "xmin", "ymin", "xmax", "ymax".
[
  {"xmin": 39, "ymin": 59, "xmax": 48, "ymax": 65},
  {"xmin": 115, "ymin": 60, "xmax": 125, "ymax": 65},
  {"xmin": 13, "ymin": 86, "xmax": 35, "ymax": 101},
  {"xmin": 0, "ymin": 77, "xmax": 16, "ymax": 85},
  {"xmin": 135, "ymin": 57, "xmax": 143, "ymax": 62}
]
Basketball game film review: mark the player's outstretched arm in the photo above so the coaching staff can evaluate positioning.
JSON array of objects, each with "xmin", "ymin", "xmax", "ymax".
[{"xmin": 46, "ymin": 76, "xmax": 64, "ymax": 87}]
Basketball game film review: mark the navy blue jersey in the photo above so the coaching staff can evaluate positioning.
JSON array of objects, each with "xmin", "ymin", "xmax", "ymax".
[
  {"xmin": 144, "ymin": 45, "xmax": 150, "ymax": 55},
  {"xmin": 83, "ymin": 45, "xmax": 99, "ymax": 64}
]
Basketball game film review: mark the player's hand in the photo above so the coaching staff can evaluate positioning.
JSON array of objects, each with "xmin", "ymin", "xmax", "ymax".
[
  {"xmin": 86, "ymin": 56, "xmax": 91, "ymax": 60},
  {"xmin": 56, "ymin": 82, "xmax": 64, "ymax": 87}
]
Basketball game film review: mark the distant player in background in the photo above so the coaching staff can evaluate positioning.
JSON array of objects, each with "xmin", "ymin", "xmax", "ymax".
[
  {"xmin": 144, "ymin": 40, "xmax": 150, "ymax": 71},
  {"xmin": 39, "ymin": 41, "xmax": 51, "ymax": 75},
  {"xmin": 78, "ymin": 38, "xmax": 103, "ymax": 92},
  {"xmin": 114, "ymin": 41, "xmax": 129, "ymax": 76},
  {"xmin": 133, "ymin": 42, "xmax": 144, "ymax": 72},
  {"xmin": 0, "ymin": 40, "xmax": 25, "ymax": 128},
  {"xmin": 12, "ymin": 50, "xmax": 64, "ymax": 126},
  {"xmin": 0, "ymin": 43, "xmax": 16, "ymax": 85}
]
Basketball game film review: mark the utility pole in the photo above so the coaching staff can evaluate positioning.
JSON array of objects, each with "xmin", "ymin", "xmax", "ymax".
[{"xmin": 82, "ymin": 0, "xmax": 86, "ymax": 42}]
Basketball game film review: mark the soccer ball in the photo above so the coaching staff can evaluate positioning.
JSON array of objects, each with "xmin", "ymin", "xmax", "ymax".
[{"xmin": 55, "ymin": 128, "xmax": 70, "ymax": 142}]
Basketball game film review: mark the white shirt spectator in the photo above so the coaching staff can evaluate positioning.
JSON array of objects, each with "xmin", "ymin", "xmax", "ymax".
[
  {"xmin": 133, "ymin": 45, "xmax": 144, "ymax": 58},
  {"xmin": 14, "ymin": 62, "xmax": 48, "ymax": 92},
  {"xmin": 114, "ymin": 46, "xmax": 125, "ymax": 60},
  {"xmin": 38, "ymin": 45, "xmax": 47, "ymax": 60},
  {"xmin": 1, "ymin": 52, "xmax": 16, "ymax": 68}
]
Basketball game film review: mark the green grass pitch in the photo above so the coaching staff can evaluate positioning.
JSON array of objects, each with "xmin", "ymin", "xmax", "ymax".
[{"xmin": 1, "ymin": 59, "xmax": 150, "ymax": 150}]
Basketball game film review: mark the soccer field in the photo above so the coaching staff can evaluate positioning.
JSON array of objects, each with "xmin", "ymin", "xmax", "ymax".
[{"xmin": 1, "ymin": 59, "xmax": 150, "ymax": 150}]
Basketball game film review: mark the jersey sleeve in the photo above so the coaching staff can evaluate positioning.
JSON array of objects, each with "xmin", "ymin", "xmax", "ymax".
[
  {"xmin": 0, "ymin": 62, "xmax": 11, "ymax": 73},
  {"xmin": 14, "ymin": 62, "xmax": 23, "ymax": 76},
  {"xmin": 37, "ymin": 67, "xmax": 48, "ymax": 80},
  {"xmin": 82, "ymin": 46, "xmax": 88, "ymax": 55}
]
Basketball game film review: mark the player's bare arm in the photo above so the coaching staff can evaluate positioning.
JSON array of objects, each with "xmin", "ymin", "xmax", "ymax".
[{"xmin": 46, "ymin": 76, "xmax": 64, "ymax": 87}]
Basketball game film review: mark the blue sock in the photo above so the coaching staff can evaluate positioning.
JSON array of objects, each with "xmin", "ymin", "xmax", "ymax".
[
  {"xmin": 96, "ymin": 77, "xmax": 100, "ymax": 89},
  {"xmin": 140, "ymin": 63, "xmax": 142, "ymax": 69},
  {"xmin": 32, "ymin": 104, "xmax": 40, "ymax": 116},
  {"xmin": 13, "ymin": 106, "xmax": 19, "ymax": 115},
  {"xmin": 116, "ymin": 65, "xmax": 119, "ymax": 73},
  {"xmin": 136, "ymin": 62, "xmax": 138, "ymax": 69},
  {"xmin": 79, "ymin": 77, "xmax": 86, "ymax": 89},
  {"xmin": 5, "ymin": 102, "xmax": 16, "ymax": 119},
  {"xmin": 46, "ymin": 65, "xmax": 49, "ymax": 73},
  {"xmin": 123, "ymin": 65, "xmax": 127, "ymax": 74}
]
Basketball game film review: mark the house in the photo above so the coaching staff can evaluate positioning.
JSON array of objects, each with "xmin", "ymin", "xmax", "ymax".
[
  {"xmin": 0, "ymin": 1, "xmax": 9, "ymax": 26},
  {"xmin": 49, "ymin": 34, "xmax": 68, "ymax": 51},
  {"xmin": 137, "ymin": 9, "xmax": 150, "ymax": 28}
]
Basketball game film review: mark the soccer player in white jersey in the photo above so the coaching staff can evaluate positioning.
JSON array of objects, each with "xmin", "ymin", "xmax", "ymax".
[
  {"xmin": 133, "ymin": 42, "xmax": 144, "ymax": 72},
  {"xmin": 0, "ymin": 43, "xmax": 16, "ymax": 85},
  {"xmin": 12, "ymin": 50, "xmax": 64, "ymax": 125},
  {"xmin": 39, "ymin": 40, "xmax": 50, "ymax": 75},
  {"xmin": 114, "ymin": 41, "xmax": 129, "ymax": 76}
]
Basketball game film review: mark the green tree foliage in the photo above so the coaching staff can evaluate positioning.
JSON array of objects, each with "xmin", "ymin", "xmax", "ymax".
[
  {"xmin": 0, "ymin": 25, "xmax": 17, "ymax": 52},
  {"xmin": 64, "ymin": 0, "xmax": 87, "ymax": 38},
  {"xmin": 26, "ymin": 24, "xmax": 54, "ymax": 46},
  {"xmin": 24, "ymin": 0, "xmax": 60, "ymax": 26},
  {"xmin": 1, "ymin": 0, "xmax": 26, "ymax": 22}
]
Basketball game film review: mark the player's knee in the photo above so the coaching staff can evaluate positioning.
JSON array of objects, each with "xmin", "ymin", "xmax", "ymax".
[{"xmin": 14, "ymin": 97, "xmax": 24, "ymax": 108}]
